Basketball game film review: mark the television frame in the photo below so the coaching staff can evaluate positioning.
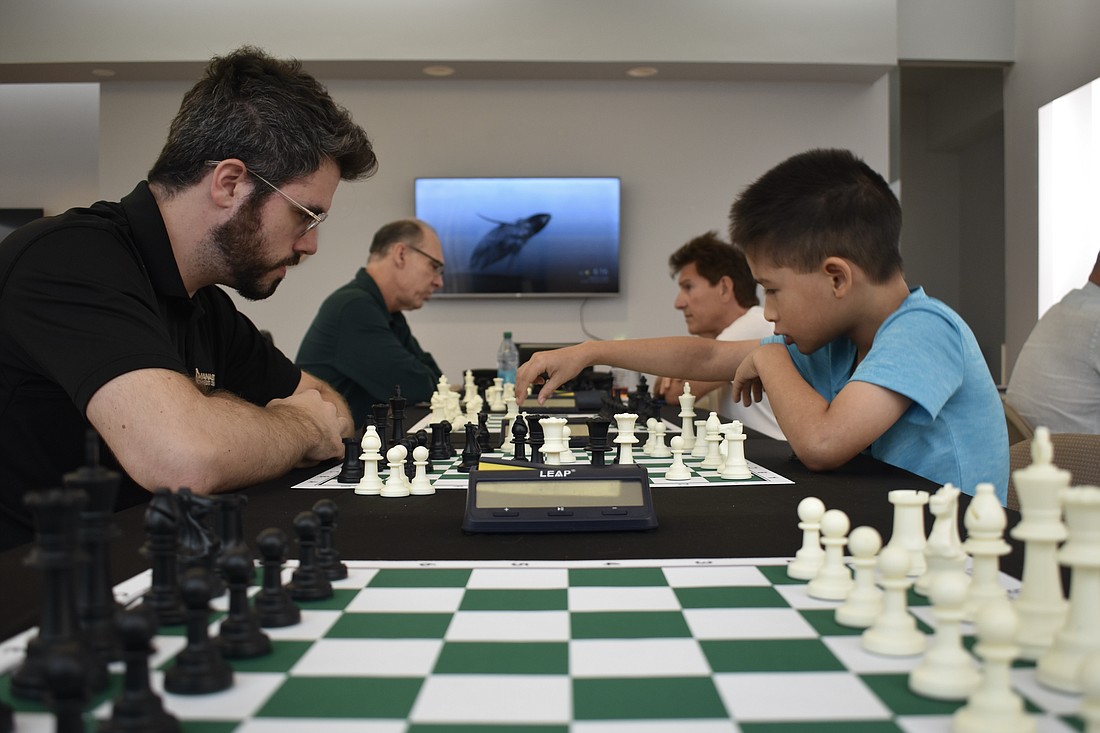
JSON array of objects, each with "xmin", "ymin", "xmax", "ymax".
[{"xmin": 414, "ymin": 176, "xmax": 621, "ymax": 299}]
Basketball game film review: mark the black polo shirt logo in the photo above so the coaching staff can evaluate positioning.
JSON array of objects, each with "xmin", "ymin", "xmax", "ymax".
[{"xmin": 193, "ymin": 368, "xmax": 216, "ymax": 390}]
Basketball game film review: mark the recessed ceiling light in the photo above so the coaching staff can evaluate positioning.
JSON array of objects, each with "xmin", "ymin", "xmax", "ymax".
[
  {"xmin": 91, "ymin": 68, "xmax": 116, "ymax": 78},
  {"xmin": 422, "ymin": 65, "xmax": 456, "ymax": 78},
  {"xmin": 626, "ymin": 66, "xmax": 659, "ymax": 78}
]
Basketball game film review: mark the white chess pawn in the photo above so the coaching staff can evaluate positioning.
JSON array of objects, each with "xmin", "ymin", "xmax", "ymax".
[
  {"xmin": 884, "ymin": 489, "xmax": 929, "ymax": 577},
  {"xmin": 953, "ymin": 600, "xmax": 1035, "ymax": 733},
  {"xmin": 908, "ymin": 570, "xmax": 980, "ymax": 700},
  {"xmin": 835, "ymin": 525, "xmax": 883, "ymax": 628},
  {"xmin": 963, "ymin": 482, "xmax": 1011, "ymax": 622},
  {"xmin": 664, "ymin": 436, "xmax": 692, "ymax": 481},
  {"xmin": 650, "ymin": 421, "xmax": 671, "ymax": 458},
  {"xmin": 719, "ymin": 422, "xmax": 752, "ymax": 480},
  {"xmin": 613, "ymin": 413, "xmax": 639, "ymax": 465},
  {"xmin": 409, "ymin": 445, "xmax": 434, "ymax": 495},
  {"xmin": 691, "ymin": 419, "xmax": 708, "ymax": 458},
  {"xmin": 861, "ymin": 545, "xmax": 926, "ymax": 657},
  {"xmin": 807, "ymin": 509, "xmax": 854, "ymax": 601},
  {"xmin": 678, "ymin": 383, "xmax": 696, "ymax": 451},
  {"xmin": 700, "ymin": 412, "xmax": 724, "ymax": 469},
  {"xmin": 381, "ymin": 444, "xmax": 411, "ymax": 498},
  {"xmin": 643, "ymin": 417, "xmax": 658, "ymax": 455},
  {"xmin": 787, "ymin": 496, "xmax": 826, "ymax": 580},
  {"xmin": 355, "ymin": 425, "xmax": 383, "ymax": 496}
]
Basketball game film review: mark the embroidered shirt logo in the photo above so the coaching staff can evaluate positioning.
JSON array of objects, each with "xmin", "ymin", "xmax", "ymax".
[{"xmin": 194, "ymin": 368, "xmax": 216, "ymax": 388}]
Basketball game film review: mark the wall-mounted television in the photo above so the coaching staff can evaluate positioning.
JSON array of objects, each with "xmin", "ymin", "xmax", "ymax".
[{"xmin": 414, "ymin": 177, "xmax": 620, "ymax": 298}]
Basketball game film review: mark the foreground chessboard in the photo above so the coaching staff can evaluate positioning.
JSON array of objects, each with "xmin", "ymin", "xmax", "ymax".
[
  {"xmin": 293, "ymin": 448, "xmax": 794, "ymax": 490},
  {"xmin": 0, "ymin": 558, "xmax": 1083, "ymax": 732}
]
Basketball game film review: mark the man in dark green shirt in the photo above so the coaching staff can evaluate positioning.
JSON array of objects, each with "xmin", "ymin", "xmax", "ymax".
[{"xmin": 296, "ymin": 219, "xmax": 444, "ymax": 427}]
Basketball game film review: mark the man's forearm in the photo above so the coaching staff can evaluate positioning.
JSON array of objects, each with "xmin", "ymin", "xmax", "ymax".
[{"xmin": 88, "ymin": 368, "xmax": 344, "ymax": 495}]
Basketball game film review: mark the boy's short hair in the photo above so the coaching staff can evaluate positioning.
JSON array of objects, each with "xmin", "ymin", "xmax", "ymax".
[
  {"xmin": 668, "ymin": 231, "xmax": 759, "ymax": 308},
  {"xmin": 729, "ymin": 148, "xmax": 903, "ymax": 283},
  {"xmin": 149, "ymin": 46, "xmax": 378, "ymax": 195}
]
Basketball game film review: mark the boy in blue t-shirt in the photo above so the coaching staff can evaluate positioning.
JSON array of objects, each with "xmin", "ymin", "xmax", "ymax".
[{"xmin": 516, "ymin": 148, "xmax": 1009, "ymax": 503}]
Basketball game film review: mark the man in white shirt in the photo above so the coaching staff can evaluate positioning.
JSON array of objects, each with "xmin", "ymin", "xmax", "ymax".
[
  {"xmin": 1006, "ymin": 251, "xmax": 1100, "ymax": 434},
  {"xmin": 654, "ymin": 231, "xmax": 786, "ymax": 439}
]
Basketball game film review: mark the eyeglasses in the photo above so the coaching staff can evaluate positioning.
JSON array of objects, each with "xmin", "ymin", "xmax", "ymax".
[
  {"xmin": 407, "ymin": 245, "xmax": 445, "ymax": 276},
  {"xmin": 205, "ymin": 160, "xmax": 327, "ymax": 237}
]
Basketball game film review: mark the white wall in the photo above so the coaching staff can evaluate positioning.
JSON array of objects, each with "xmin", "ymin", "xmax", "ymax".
[
  {"xmin": 1004, "ymin": 0, "xmax": 1100, "ymax": 375},
  {"xmin": 99, "ymin": 77, "xmax": 889, "ymax": 381}
]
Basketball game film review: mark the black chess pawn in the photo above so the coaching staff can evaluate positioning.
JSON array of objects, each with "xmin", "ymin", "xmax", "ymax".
[
  {"xmin": 139, "ymin": 489, "xmax": 186, "ymax": 627},
  {"xmin": 175, "ymin": 489, "xmax": 225, "ymax": 598},
  {"xmin": 43, "ymin": 649, "xmax": 89, "ymax": 733},
  {"xmin": 12, "ymin": 488, "xmax": 109, "ymax": 702},
  {"xmin": 217, "ymin": 547, "xmax": 272, "ymax": 659},
  {"xmin": 337, "ymin": 436, "xmax": 365, "ymax": 483},
  {"xmin": 215, "ymin": 493, "xmax": 249, "ymax": 559},
  {"xmin": 99, "ymin": 607, "xmax": 181, "ymax": 733},
  {"xmin": 587, "ymin": 416, "xmax": 612, "ymax": 467},
  {"xmin": 312, "ymin": 499, "xmax": 349, "ymax": 581},
  {"xmin": 477, "ymin": 409, "xmax": 493, "ymax": 452},
  {"xmin": 164, "ymin": 569, "xmax": 233, "ymax": 695},
  {"xmin": 371, "ymin": 403, "xmax": 390, "ymax": 455},
  {"xmin": 389, "ymin": 386, "xmax": 406, "ymax": 444},
  {"xmin": 429, "ymin": 422, "xmax": 451, "ymax": 462},
  {"xmin": 458, "ymin": 423, "xmax": 481, "ymax": 472},
  {"xmin": 66, "ymin": 429, "xmax": 123, "ymax": 665},
  {"xmin": 511, "ymin": 415, "xmax": 529, "ymax": 462},
  {"xmin": 403, "ymin": 437, "xmax": 419, "ymax": 481},
  {"xmin": 286, "ymin": 511, "xmax": 334, "ymax": 601},
  {"xmin": 442, "ymin": 420, "xmax": 455, "ymax": 457},
  {"xmin": 253, "ymin": 528, "xmax": 301, "ymax": 628}
]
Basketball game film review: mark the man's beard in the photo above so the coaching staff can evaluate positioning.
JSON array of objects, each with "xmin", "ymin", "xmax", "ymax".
[{"xmin": 212, "ymin": 197, "xmax": 300, "ymax": 301}]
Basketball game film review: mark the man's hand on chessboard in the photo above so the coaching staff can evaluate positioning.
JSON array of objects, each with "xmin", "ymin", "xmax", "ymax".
[{"xmin": 515, "ymin": 343, "xmax": 592, "ymax": 405}]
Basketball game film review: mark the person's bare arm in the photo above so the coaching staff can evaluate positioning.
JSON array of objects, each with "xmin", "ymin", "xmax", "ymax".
[
  {"xmin": 653, "ymin": 376, "xmax": 725, "ymax": 403},
  {"xmin": 732, "ymin": 343, "xmax": 911, "ymax": 470},
  {"xmin": 298, "ymin": 369, "xmax": 355, "ymax": 438},
  {"xmin": 86, "ymin": 367, "xmax": 347, "ymax": 494},
  {"xmin": 516, "ymin": 337, "xmax": 758, "ymax": 404}
]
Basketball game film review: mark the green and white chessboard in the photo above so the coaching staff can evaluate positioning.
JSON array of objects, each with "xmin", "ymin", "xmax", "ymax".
[
  {"xmin": 0, "ymin": 558, "xmax": 1083, "ymax": 732},
  {"xmin": 293, "ymin": 449, "xmax": 794, "ymax": 491}
]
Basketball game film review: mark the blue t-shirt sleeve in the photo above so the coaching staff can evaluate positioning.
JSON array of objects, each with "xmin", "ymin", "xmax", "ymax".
[{"xmin": 851, "ymin": 307, "xmax": 965, "ymax": 424}]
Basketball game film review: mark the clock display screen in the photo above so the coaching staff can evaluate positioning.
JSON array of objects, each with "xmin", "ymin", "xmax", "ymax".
[{"xmin": 475, "ymin": 480, "xmax": 645, "ymax": 508}]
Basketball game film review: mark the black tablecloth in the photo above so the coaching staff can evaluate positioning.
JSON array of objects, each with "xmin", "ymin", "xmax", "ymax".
[{"xmin": 0, "ymin": 420, "xmax": 1022, "ymax": 641}]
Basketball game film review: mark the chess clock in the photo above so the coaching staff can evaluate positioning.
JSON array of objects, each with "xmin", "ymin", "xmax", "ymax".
[{"xmin": 462, "ymin": 458, "xmax": 658, "ymax": 533}]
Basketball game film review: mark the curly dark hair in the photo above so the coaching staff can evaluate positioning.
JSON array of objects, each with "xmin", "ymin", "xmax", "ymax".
[{"xmin": 149, "ymin": 46, "xmax": 377, "ymax": 194}]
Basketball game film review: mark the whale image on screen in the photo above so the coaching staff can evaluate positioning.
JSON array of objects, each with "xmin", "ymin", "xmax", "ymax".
[{"xmin": 415, "ymin": 177, "xmax": 620, "ymax": 297}]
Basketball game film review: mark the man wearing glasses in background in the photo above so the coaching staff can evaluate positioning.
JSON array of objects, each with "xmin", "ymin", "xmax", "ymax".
[
  {"xmin": 0, "ymin": 46, "xmax": 377, "ymax": 551},
  {"xmin": 297, "ymin": 218, "xmax": 446, "ymax": 428}
]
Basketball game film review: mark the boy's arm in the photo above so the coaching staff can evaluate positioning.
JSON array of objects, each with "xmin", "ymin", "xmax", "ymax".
[
  {"xmin": 654, "ymin": 377, "xmax": 726, "ymax": 403},
  {"xmin": 733, "ymin": 343, "xmax": 911, "ymax": 470},
  {"xmin": 517, "ymin": 337, "xmax": 758, "ymax": 404}
]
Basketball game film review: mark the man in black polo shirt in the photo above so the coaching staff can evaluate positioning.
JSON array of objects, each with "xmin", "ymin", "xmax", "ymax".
[{"xmin": 0, "ymin": 46, "xmax": 378, "ymax": 550}]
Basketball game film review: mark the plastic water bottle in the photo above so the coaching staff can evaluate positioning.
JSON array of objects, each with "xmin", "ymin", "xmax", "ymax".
[{"xmin": 496, "ymin": 331, "xmax": 519, "ymax": 385}]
